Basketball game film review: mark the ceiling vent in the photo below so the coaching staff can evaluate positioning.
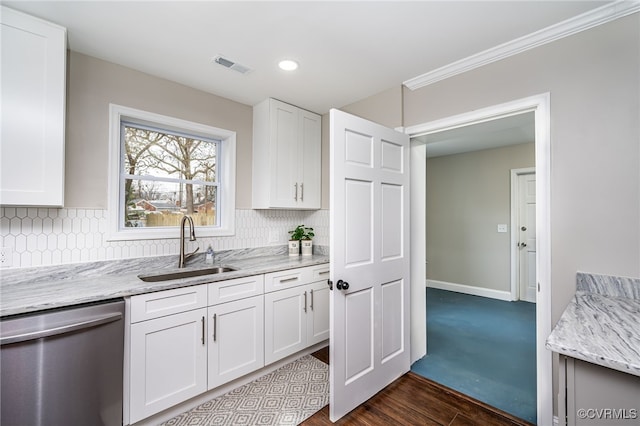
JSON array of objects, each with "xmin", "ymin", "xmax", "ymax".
[{"xmin": 212, "ymin": 55, "xmax": 252, "ymax": 74}]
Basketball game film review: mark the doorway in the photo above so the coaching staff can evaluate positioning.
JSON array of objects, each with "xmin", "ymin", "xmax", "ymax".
[
  {"xmin": 406, "ymin": 93, "xmax": 552, "ymax": 425},
  {"xmin": 412, "ymin": 112, "xmax": 536, "ymax": 421},
  {"xmin": 512, "ymin": 168, "xmax": 537, "ymax": 303}
]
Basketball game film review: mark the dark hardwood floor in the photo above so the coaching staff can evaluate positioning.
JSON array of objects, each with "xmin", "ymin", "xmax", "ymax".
[{"xmin": 305, "ymin": 347, "xmax": 534, "ymax": 426}]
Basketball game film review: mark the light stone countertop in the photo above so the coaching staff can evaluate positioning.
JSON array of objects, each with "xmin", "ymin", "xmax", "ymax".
[
  {"xmin": 0, "ymin": 246, "xmax": 329, "ymax": 317},
  {"xmin": 546, "ymin": 272, "xmax": 640, "ymax": 377}
]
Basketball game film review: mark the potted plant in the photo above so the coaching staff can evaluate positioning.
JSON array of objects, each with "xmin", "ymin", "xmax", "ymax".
[
  {"xmin": 300, "ymin": 226, "xmax": 315, "ymax": 256},
  {"xmin": 288, "ymin": 225, "xmax": 305, "ymax": 256},
  {"xmin": 288, "ymin": 225, "xmax": 314, "ymax": 256}
]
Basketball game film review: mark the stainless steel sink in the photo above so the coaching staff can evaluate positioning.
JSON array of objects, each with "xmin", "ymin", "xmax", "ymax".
[{"xmin": 138, "ymin": 266, "xmax": 237, "ymax": 282}]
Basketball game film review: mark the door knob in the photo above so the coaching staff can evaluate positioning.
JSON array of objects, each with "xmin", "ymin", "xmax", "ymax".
[
  {"xmin": 521, "ymin": 226, "xmax": 527, "ymax": 231},
  {"xmin": 336, "ymin": 280, "xmax": 349, "ymax": 290},
  {"xmin": 327, "ymin": 279, "xmax": 333, "ymax": 290},
  {"xmin": 520, "ymin": 242, "xmax": 527, "ymax": 248}
]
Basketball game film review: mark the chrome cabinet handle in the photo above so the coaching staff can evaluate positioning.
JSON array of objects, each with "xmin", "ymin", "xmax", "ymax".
[
  {"xmin": 310, "ymin": 289, "xmax": 314, "ymax": 310},
  {"xmin": 294, "ymin": 183, "xmax": 298, "ymax": 201},
  {"xmin": 201, "ymin": 316, "xmax": 205, "ymax": 345},
  {"xmin": 304, "ymin": 291, "xmax": 307, "ymax": 313},
  {"xmin": 280, "ymin": 277, "xmax": 299, "ymax": 283},
  {"xmin": 300, "ymin": 183, "xmax": 304, "ymax": 201},
  {"xmin": 212, "ymin": 314, "xmax": 217, "ymax": 342}
]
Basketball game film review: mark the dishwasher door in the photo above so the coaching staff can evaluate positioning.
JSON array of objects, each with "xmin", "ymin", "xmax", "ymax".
[{"xmin": 1, "ymin": 299, "xmax": 125, "ymax": 426}]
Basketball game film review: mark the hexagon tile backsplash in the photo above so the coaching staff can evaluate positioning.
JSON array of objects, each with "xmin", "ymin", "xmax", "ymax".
[{"xmin": 0, "ymin": 208, "xmax": 329, "ymax": 269}]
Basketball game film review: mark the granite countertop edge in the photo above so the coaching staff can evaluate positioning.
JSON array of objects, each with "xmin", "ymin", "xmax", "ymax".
[
  {"xmin": 0, "ymin": 246, "xmax": 330, "ymax": 317},
  {"xmin": 545, "ymin": 272, "xmax": 640, "ymax": 377}
]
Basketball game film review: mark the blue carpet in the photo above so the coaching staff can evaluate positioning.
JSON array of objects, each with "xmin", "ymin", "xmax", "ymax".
[{"xmin": 411, "ymin": 288, "xmax": 537, "ymax": 424}]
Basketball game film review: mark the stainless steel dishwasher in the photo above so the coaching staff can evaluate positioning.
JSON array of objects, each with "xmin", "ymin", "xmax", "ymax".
[{"xmin": 1, "ymin": 299, "xmax": 125, "ymax": 426}]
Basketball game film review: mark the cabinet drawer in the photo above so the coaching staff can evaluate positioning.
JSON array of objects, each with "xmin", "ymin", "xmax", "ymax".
[
  {"xmin": 264, "ymin": 266, "xmax": 315, "ymax": 293},
  {"xmin": 208, "ymin": 275, "xmax": 264, "ymax": 305},
  {"xmin": 310, "ymin": 264, "xmax": 330, "ymax": 281},
  {"xmin": 130, "ymin": 285, "xmax": 207, "ymax": 323}
]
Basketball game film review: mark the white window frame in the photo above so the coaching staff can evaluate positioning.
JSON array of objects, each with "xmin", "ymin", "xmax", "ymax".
[{"xmin": 107, "ymin": 104, "xmax": 236, "ymax": 241}]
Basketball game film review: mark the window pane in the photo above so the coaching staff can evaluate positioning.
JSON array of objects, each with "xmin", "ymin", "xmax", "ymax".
[
  {"xmin": 123, "ymin": 126, "xmax": 218, "ymax": 183},
  {"xmin": 124, "ymin": 179, "xmax": 217, "ymax": 228}
]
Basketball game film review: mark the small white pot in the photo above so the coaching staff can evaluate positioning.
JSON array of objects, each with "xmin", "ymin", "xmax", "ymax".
[
  {"xmin": 288, "ymin": 240, "xmax": 300, "ymax": 256},
  {"xmin": 301, "ymin": 240, "xmax": 313, "ymax": 256}
]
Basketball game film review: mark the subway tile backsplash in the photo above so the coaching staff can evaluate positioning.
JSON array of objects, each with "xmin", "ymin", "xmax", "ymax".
[{"xmin": 0, "ymin": 208, "xmax": 329, "ymax": 269}]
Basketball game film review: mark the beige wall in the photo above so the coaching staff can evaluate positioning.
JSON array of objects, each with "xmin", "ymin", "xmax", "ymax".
[
  {"xmin": 426, "ymin": 143, "xmax": 535, "ymax": 292},
  {"xmin": 405, "ymin": 15, "xmax": 640, "ymax": 324},
  {"xmin": 340, "ymin": 85, "xmax": 404, "ymax": 129},
  {"xmin": 65, "ymin": 51, "xmax": 253, "ymax": 209}
]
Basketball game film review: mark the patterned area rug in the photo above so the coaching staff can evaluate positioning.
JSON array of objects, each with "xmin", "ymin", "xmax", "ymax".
[{"xmin": 161, "ymin": 355, "xmax": 329, "ymax": 426}]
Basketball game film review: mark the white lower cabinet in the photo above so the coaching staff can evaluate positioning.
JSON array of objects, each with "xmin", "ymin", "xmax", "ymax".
[
  {"xmin": 129, "ymin": 307, "xmax": 207, "ymax": 424},
  {"xmin": 264, "ymin": 265, "xmax": 330, "ymax": 365},
  {"xmin": 208, "ymin": 295, "xmax": 264, "ymax": 389},
  {"xmin": 127, "ymin": 264, "xmax": 328, "ymax": 424}
]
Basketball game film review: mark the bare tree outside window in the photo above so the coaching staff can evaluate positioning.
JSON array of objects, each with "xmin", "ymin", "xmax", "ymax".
[{"xmin": 122, "ymin": 124, "xmax": 219, "ymax": 228}]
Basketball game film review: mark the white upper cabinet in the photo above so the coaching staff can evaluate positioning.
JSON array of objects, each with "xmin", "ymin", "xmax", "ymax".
[
  {"xmin": 252, "ymin": 98, "xmax": 321, "ymax": 209},
  {"xmin": 0, "ymin": 7, "xmax": 66, "ymax": 207}
]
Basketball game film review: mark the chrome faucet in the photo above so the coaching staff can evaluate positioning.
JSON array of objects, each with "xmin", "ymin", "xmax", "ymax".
[{"xmin": 179, "ymin": 215, "xmax": 199, "ymax": 268}]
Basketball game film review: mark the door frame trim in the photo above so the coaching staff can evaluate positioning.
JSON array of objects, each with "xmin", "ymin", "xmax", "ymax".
[
  {"xmin": 511, "ymin": 167, "xmax": 536, "ymax": 301},
  {"xmin": 404, "ymin": 92, "xmax": 552, "ymax": 425}
]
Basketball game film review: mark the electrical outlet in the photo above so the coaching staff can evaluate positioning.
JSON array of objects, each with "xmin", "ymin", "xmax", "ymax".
[
  {"xmin": 1, "ymin": 247, "xmax": 13, "ymax": 267},
  {"xmin": 497, "ymin": 224, "xmax": 508, "ymax": 233},
  {"xmin": 268, "ymin": 230, "xmax": 280, "ymax": 244}
]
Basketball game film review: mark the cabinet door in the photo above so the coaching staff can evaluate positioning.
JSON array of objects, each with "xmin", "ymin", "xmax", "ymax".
[
  {"xmin": 130, "ymin": 308, "xmax": 207, "ymax": 423},
  {"xmin": 208, "ymin": 296, "xmax": 264, "ymax": 389},
  {"xmin": 563, "ymin": 356, "xmax": 640, "ymax": 426},
  {"xmin": 298, "ymin": 109, "xmax": 322, "ymax": 209},
  {"xmin": 307, "ymin": 281, "xmax": 330, "ymax": 345},
  {"xmin": 1, "ymin": 7, "xmax": 66, "ymax": 206},
  {"xmin": 264, "ymin": 286, "xmax": 306, "ymax": 365},
  {"xmin": 252, "ymin": 98, "xmax": 322, "ymax": 210},
  {"xmin": 270, "ymin": 100, "xmax": 299, "ymax": 208}
]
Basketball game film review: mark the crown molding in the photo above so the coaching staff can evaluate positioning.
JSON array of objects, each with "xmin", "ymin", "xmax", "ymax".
[{"xmin": 404, "ymin": 1, "xmax": 640, "ymax": 91}]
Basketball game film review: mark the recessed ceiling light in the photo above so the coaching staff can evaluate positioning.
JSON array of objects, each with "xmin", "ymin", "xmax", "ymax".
[{"xmin": 278, "ymin": 59, "xmax": 299, "ymax": 71}]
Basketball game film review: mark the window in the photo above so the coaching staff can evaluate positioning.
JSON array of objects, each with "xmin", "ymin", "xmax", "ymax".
[{"xmin": 108, "ymin": 105, "xmax": 236, "ymax": 240}]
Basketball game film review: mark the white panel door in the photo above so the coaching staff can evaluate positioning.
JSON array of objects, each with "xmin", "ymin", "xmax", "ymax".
[
  {"xmin": 518, "ymin": 173, "xmax": 537, "ymax": 303},
  {"xmin": 329, "ymin": 109, "xmax": 410, "ymax": 421}
]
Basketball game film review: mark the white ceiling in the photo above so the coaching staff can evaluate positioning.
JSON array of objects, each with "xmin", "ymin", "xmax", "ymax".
[
  {"xmin": 412, "ymin": 111, "xmax": 535, "ymax": 158},
  {"xmin": 4, "ymin": 1, "xmax": 612, "ymax": 115}
]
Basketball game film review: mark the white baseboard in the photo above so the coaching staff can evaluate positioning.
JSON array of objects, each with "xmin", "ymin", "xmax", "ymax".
[{"xmin": 426, "ymin": 279, "xmax": 513, "ymax": 301}]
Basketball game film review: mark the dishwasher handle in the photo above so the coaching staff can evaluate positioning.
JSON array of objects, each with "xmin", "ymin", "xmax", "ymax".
[{"xmin": 1, "ymin": 311, "xmax": 123, "ymax": 345}]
